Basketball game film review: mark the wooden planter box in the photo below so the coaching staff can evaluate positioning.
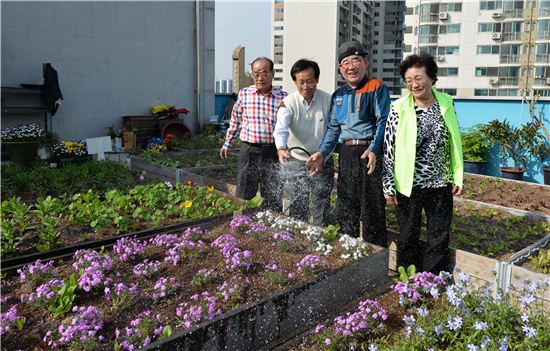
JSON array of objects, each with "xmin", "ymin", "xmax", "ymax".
[{"xmin": 144, "ymin": 245, "xmax": 390, "ymax": 351}]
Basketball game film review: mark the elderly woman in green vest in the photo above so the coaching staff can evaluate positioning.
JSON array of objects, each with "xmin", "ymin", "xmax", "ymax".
[{"xmin": 382, "ymin": 53, "xmax": 463, "ymax": 274}]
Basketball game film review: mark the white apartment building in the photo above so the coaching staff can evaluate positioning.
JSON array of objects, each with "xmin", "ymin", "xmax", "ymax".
[
  {"xmin": 404, "ymin": 0, "xmax": 550, "ymax": 98},
  {"xmin": 271, "ymin": 0, "xmax": 405, "ymax": 95}
]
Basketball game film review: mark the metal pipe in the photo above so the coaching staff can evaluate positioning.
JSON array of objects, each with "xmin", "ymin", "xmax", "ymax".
[{"xmin": 195, "ymin": 0, "xmax": 202, "ymax": 132}]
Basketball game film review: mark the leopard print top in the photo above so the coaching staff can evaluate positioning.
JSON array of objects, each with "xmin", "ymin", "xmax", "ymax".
[{"xmin": 382, "ymin": 101, "xmax": 453, "ymax": 196}]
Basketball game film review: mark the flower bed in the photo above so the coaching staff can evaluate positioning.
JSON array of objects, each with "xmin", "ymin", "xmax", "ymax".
[
  {"xmin": 1, "ymin": 160, "xmax": 142, "ymax": 203},
  {"xmin": 1, "ymin": 211, "xmax": 389, "ymax": 350},
  {"xmin": 293, "ymin": 270, "xmax": 550, "ymax": 350},
  {"xmin": 0, "ymin": 182, "xmax": 246, "ymax": 257},
  {"xmin": 139, "ymin": 149, "xmax": 238, "ymax": 169},
  {"xmin": 461, "ymin": 173, "xmax": 550, "ymax": 216}
]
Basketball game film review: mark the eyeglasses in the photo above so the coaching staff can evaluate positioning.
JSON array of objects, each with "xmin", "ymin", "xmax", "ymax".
[
  {"xmin": 252, "ymin": 71, "xmax": 271, "ymax": 79},
  {"xmin": 404, "ymin": 75, "xmax": 427, "ymax": 87},
  {"xmin": 339, "ymin": 57, "xmax": 364, "ymax": 69}
]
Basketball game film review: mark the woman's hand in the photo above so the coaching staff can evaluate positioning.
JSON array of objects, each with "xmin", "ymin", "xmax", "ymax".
[
  {"xmin": 452, "ymin": 185, "xmax": 462, "ymax": 196},
  {"xmin": 385, "ymin": 195, "xmax": 398, "ymax": 205}
]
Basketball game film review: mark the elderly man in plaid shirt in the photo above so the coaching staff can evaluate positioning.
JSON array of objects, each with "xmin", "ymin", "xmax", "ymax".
[{"xmin": 220, "ymin": 57, "xmax": 287, "ymax": 212}]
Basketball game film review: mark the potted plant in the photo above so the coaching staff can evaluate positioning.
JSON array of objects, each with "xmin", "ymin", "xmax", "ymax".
[
  {"xmin": 50, "ymin": 140, "xmax": 90, "ymax": 165},
  {"xmin": 482, "ymin": 119, "xmax": 545, "ymax": 181},
  {"xmin": 525, "ymin": 94, "xmax": 550, "ymax": 185},
  {"xmin": 1, "ymin": 123, "xmax": 46, "ymax": 166},
  {"xmin": 461, "ymin": 124, "xmax": 490, "ymax": 174}
]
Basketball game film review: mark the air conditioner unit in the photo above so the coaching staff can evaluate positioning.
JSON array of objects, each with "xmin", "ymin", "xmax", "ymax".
[
  {"xmin": 489, "ymin": 78, "xmax": 499, "ymax": 85},
  {"xmin": 491, "ymin": 32, "xmax": 502, "ymax": 40},
  {"xmin": 492, "ymin": 11, "xmax": 503, "ymax": 18},
  {"xmin": 438, "ymin": 12, "xmax": 448, "ymax": 20},
  {"xmin": 546, "ymin": 77, "xmax": 550, "ymax": 85},
  {"xmin": 436, "ymin": 55, "xmax": 445, "ymax": 61}
]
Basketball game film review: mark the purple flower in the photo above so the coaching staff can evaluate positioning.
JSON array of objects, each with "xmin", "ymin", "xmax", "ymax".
[
  {"xmin": 447, "ymin": 315, "xmax": 462, "ymax": 331},
  {"xmin": 133, "ymin": 260, "xmax": 161, "ymax": 276},
  {"xmin": 113, "ymin": 237, "xmax": 145, "ymax": 262},
  {"xmin": 176, "ymin": 291, "xmax": 222, "ymax": 329},
  {"xmin": 296, "ymin": 255, "xmax": 328, "ymax": 274},
  {"xmin": 333, "ymin": 300, "xmax": 387, "ymax": 338},
  {"xmin": 324, "ymin": 338, "xmax": 331, "ymax": 346},
  {"xmin": 392, "ymin": 271, "xmax": 448, "ymax": 306},
  {"xmin": 17, "ymin": 259, "xmax": 54, "ymax": 282},
  {"xmin": 474, "ymin": 321, "xmax": 488, "ymax": 331},
  {"xmin": 44, "ymin": 305, "xmax": 104, "ymax": 346},
  {"xmin": 229, "ymin": 215, "xmax": 253, "ymax": 230},
  {"xmin": 151, "ymin": 277, "xmax": 179, "ymax": 299},
  {"xmin": 314, "ymin": 324, "xmax": 325, "ymax": 333},
  {"xmin": 1, "ymin": 305, "xmax": 22, "ymax": 335},
  {"xmin": 522, "ymin": 325, "xmax": 537, "ymax": 339}
]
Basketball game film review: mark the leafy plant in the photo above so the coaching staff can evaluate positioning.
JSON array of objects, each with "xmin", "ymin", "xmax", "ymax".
[
  {"xmin": 1, "ymin": 220, "xmax": 22, "ymax": 254},
  {"xmin": 48, "ymin": 274, "xmax": 80, "ymax": 317},
  {"xmin": 528, "ymin": 248, "xmax": 550, "ymax": 274},
  {"xmin": 35, "ymin": 216, "xmax": 61, "ymax": 252},
  {"xmin": 461, "ymin": 124, "xmax": 490, "ymax": 162},
  {"xmin": 482, "ymin": 119, "xmax": 546, "ymax": 170},
  {"xmin": 323, "ymin": 224, "xmax": 341, "ymax": 242},
  {"xmin": 397, "ymin": 265, "xmax": 416, "ymax": 282}
]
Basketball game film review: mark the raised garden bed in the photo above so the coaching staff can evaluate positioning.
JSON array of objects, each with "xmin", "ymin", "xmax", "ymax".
[
  {"xmin": 0, "ymin": 182, "xmax": 246, "ymax": 258},
  {"xmin": 287, "ymin": 267, "xmax": 549, "ymax": 351},
  {"xmin": 138, "ymin": 150, "xmax": 238, "ymax": 170},
  {"xmin": 1, "ymin": 211, "xmax": 389, "ymax": 350},
  {"xmin": 0, "ymin": 160, "xmax": 142, "ymax": 204},
  {"xmin": 461, "ymin": 173, "xmax": 550, "ymax": 216}
]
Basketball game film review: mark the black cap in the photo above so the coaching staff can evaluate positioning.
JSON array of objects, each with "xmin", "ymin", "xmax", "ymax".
[{"xmin": 338, "ymin": 41, "xmax": 367, "ymax": 63}]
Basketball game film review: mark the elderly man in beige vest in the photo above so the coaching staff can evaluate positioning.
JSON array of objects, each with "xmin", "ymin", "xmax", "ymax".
[{"xmin": 273, "ymin": 59, "xmax": 333, "ymax": 226}]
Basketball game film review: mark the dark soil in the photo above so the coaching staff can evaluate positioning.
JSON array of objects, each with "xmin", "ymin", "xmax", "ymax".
[{"xmin": 461, "ymin": 173, "xmax": 550, "ymax": 215}]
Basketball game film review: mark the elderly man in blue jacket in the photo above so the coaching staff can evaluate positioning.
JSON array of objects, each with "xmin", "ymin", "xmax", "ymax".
[{"xmin": 306, "ymin": 41, "xmax": 390, "ymax": 247}]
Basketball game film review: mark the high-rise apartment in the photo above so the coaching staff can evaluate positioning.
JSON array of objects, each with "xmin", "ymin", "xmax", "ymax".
[
  {"xmin": 404, "ymin": 0, "xmax": 550, "ymax": 98},
  {"xmin": 271, "ymin": 0, "xmax": 406, "ymax": 95}
]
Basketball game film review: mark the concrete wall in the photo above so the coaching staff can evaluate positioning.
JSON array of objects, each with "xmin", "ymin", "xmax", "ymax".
[{"xmin": 1, "ymin": 1, "xmax": 214, "ymax": 140}]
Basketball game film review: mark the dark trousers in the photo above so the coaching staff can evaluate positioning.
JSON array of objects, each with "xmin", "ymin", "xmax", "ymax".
[
  {"xmin": 334, "ymin": 145, "xmax": 387, "ymax": 246},
  {"xmin": 286, "ymin": 157, "xmax": 334, "ymax": 226},
  {"xmin": 395, "ymin": 185, "xmax": 453, "ymax": 274},
  {"xmin": 236, "ymin": 142, "xmax": 282, "ymax": 212}
]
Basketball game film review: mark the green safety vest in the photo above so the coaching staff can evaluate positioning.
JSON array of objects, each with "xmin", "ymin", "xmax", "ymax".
[{"xmin": 391, "ymin": 88, "xmax": 463, "ymax": 197}]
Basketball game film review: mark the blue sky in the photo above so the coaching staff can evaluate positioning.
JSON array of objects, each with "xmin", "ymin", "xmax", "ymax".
[{"xmin": 215, "ymin": 1, "xmax": 271, "ymax": 80}]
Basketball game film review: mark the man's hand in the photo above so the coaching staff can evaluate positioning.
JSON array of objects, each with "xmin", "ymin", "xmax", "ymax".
[
  {"xmin": 277, "ymin": 149, "xmax": 290, "ymax": 165},
  {"xmin": 452, "ymin": 185, "xmax": 462, "ymax": 196},
  {"xmin": 385, "ymin": 195, "xmax": 398, "ymax": 205},
  {"xmin": 305, "ymin": 152, "xmax": 324, "ymax": 177},
  {"xmin": 219, "ymin": 147, "xmax": 229, "ymax": 159},
  {"xmin": 360, "ymin": 150, "xmax": 376, "ymax": 175}
]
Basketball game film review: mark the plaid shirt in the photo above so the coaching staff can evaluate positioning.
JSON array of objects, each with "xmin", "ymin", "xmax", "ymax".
[{"xmin": 224, "ymin": 85, "xmax": 287, "ymax": 147}]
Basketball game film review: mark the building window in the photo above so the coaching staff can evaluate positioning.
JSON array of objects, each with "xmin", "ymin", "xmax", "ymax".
[
  {"xmin": 439, "ymin": 2, "xmax": 462, "ymax": 12},
  {"xmin": 439, "ymin": 67, "xmax": 459, "ymax": 76},
  {"xmin": 275, "ymin": 8, "xmax": 284, "ymax": 13},
  {"xmin": 439, "ymin": 88, "xmax": 457, "ymax": 95},
  {"xmin": 480, "ymin": 1, "xmax": 503, "ymax": 10},
  {"xmin": 497, "ymin": 89, "xmax": 518, "ymax": 96},
  {"xmin": 274, "ymin": 26, "xmax": 284, "ymax": 30},
  {"xmin": 475, "ymin": 89, "xmax": 498, "ymax": 96},
  {"xmin": 475, "ymin": 67, "xmax": 499, "ymax": 76},
  {"xmin": 439, "ymin": 24, "xmax": 461, "ymax": 34},
  {"xmin": 372, "ymin": 68, "xmax": 378, "ymax": 73},
  {"xmin": 274, "ymin": 35, "xmax": 283, "ymax": 39},
  {"xmin": 477, "ymin": 45, "xmax": 500, "ymax": 54},
  {"xmin": 419, "ymin": 46, "xmax": 437, "ymax": 56},
  {"xmin": 275, "ymin": 60, "xmax": 283, "ymax": 65},
  {"xmin": 478, "ymin": 23, "xmax": 493, "ymax": 32},
  {"xmin": 275, "ymin": 69, "xmax": 283, "ymax": 73},
  {"xmin": 275, "ymin": 18, "xmax": 283, "ymax": 22},
  {"xmin": 538, "ymin": 20, "xmax": 550, "ymax": 39},
  {"xmin": 438, "ymin": 46, "xmax": 459, "ymax": 55},
  {"xmin": 274, "ymin": 77, "xmax": 282, "ymax": 81},
  {"xmin": 274, "ymin": 44, "xmax": 283, "ymax": 48}
]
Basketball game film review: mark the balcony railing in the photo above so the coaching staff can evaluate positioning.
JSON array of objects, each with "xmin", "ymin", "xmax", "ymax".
[
  {"xmin": 499, "ymin": 54, "xmax": 520, "ymax": 63},
  {"xmin": 419, "ymin": 14, "xmax": 438, "ymax": 22},
  {"xmin": 533, "ymin": 77, "xmax": 550, "ymax": 86},
  {"xmin": 535, "ymin": 54, "xmax": 550, "ymax": 63},
  {"xmin": 539, "ymin": 8, "xmax": 550, "ymax": 17},
  {"xmin": 419, "ymin": 34, "xmax": 438, "ymax": 44},
  {"xmin": 502, "ymin": 32, "xmax": 522, "ymax": 41},
  {"xmin": 503, "ymin": 9, "xmax": 523, "ymax": 18},
  {"xmin": 537, "ymin": 31, "xmax": 550, "ymax": 40},
  {"xmin": 498, "ymin": 77, "xmax": 519, "ymax": 86}
]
